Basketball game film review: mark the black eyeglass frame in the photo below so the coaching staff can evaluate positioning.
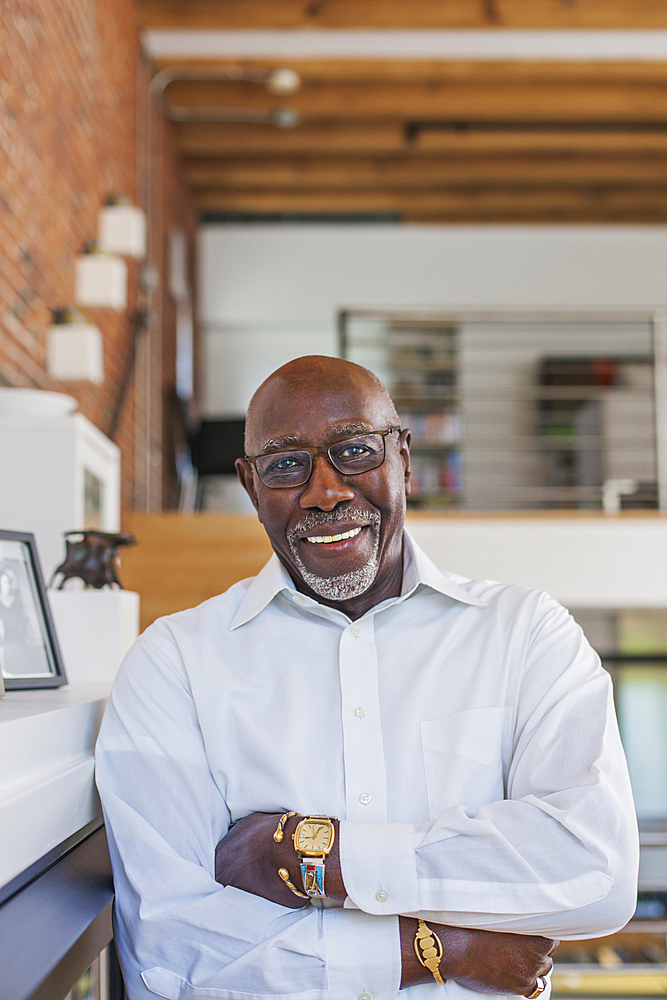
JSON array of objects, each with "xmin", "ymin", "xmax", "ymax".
[{"xmin": 245, "ymin": 426, "xmax": 403, "ymax": 488}]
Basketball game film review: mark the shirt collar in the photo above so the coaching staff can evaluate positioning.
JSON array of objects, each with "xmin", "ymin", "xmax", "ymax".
[
  {"xmin": 400, "ymin": 529, "xmax": 487, "ymax": 607},
  {"xmin": 229, "ymin": 528, "xmax": 485, "ymax": 630},
  {"xmin": 229, "ymin": 554, "xmax": 295, "ymax": 630}
]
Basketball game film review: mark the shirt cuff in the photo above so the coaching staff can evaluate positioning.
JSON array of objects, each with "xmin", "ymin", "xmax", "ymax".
[
  {"xmin": 339, "ymin": 820, "xmax": 419, "ymax": 915},
  {"xmin": 324, "ymin": 907, "xmax": 401, "ymax": 1000}
]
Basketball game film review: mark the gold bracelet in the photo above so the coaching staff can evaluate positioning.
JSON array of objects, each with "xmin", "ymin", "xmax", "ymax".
[
  {"xmin": 414, "ymin": 920, "xmax": 445, "ymax": 985},
  {"xmin": 273, "ymin": 811, "xmax": 298, "ymax": 843},
  {"xmin": 278, "ymin": 867, "xmax": 308, "ymax": 898}
]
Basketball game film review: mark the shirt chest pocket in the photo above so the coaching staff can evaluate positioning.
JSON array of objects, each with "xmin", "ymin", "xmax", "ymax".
[{"xmin": 420, "ymin": 707, "xmax": 509, "ymax": 819}]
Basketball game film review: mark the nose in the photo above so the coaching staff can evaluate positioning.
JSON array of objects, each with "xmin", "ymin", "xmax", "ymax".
[{"xmin": 299, "ymin": 452, "xmax": 355, "ymax": 511}]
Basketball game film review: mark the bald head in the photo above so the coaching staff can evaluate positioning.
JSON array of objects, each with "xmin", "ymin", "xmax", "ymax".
[
  {"xmin": 245, "ymin": 355, "xmax": 399, "ymax": 454},
  {"xmin": 237, "ymin": 354, "xmax": 410, "ymax": 615}
]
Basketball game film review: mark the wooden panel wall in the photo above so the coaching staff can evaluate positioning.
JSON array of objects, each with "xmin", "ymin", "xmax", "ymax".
[{"xmin": 121, "ymin": 513, "xmax": 272, "ymax": 631}]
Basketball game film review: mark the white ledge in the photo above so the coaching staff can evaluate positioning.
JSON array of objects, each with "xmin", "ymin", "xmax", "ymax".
[
  {"xmin": 407, "ymin": 514, "xmax": 667, "ymax": 608},
  {"xmin": 0, "ymin": 685, "xmax": 110, "ymax": 889}
]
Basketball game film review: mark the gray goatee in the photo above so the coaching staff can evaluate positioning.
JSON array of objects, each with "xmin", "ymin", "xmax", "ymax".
[{"xmin": 287, "ymin": 507, "xmax": 381, "ymax": 602}]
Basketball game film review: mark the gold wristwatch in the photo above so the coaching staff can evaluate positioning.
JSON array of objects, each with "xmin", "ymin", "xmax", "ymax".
[{"xmin": 292, "ymin": 816, "xmax": 336, "ymax": 898}]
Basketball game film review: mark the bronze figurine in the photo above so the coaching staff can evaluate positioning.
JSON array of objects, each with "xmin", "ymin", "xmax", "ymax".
[{"xmin": 50, "ymin": 530, "xmax": 136, "ymax": 590}]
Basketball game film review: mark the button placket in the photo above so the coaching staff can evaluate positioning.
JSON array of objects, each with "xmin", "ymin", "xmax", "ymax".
[{"xmin": 338, "ymin": 619, "xmax": 388, "ymax": 822}]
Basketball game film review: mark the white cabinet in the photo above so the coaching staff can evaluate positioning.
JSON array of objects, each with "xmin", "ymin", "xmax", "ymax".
[{"xmin": 0, "ymin": 413, "xmax": 120, "ymax": 579}]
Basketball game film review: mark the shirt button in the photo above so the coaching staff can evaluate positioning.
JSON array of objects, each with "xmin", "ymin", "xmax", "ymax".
[
  {"xmin": 359, "ymin": 993, "xmax": 372, "ymax": 1000},
  {"xmin": 375, "ymin": 889, "xmax": 389, "ymax": 903},
  {"xmin": 359, "ymin": 792, "xmax": 372, "ymax": 805},
  {"xmin": 292, "ymin": 594, "xmax": 303, "ymax": 603},
  {"xmin": 351, "ymin": 626, "xmax": 362, "ymax": 638},
  {"xmin": 354, "ymin": 706, "xmax": 367, "ymax": 718}
]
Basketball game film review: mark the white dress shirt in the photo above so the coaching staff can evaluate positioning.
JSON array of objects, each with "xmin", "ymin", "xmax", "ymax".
[{"xmin": 95, "ymin": 532, "xmax": 638, "ymax": 1000}]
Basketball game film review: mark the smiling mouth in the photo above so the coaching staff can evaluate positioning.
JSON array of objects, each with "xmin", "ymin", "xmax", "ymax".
[{"xmin": 304, "ymin": 526, "xmax": 363, "ymax": 545}]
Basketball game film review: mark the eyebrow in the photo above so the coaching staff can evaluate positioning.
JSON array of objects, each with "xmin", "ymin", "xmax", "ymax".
[
  {"xmin": 260, "ymin": 434, "xmax": 302, "ymax": 452},
  {"xmin": 259, "ymin": 422, "xmax": 372, "ymax": 454}
]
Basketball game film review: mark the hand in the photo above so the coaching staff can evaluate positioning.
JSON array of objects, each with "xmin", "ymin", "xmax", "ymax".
[
  {"xmin": 214, "ymin": 812, "xmax": 346, "ymax": 909},
  {"xmin": 214, "ymin": 812, "xmax": 307, "ymax": 909},
  {"xmin": 399, "ymin": 916, "xmax": 559, "ymax": 994}
]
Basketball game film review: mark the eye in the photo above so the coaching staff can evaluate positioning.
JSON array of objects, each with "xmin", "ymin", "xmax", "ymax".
[
  {"xmin": 265, "ymin": 454, "xmax": 307, "ymax": 474},
  {"xmin": 337, "ymin": 442, "xmax": 371, "ymax": 460}
]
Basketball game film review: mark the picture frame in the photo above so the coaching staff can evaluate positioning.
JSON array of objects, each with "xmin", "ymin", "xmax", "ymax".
[{"xmin": 0, "ymin": 529, "xmax": 67, "ymax": 689}]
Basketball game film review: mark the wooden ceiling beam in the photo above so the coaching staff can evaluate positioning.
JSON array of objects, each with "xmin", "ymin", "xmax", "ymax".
[
  {"xmin": 195, "ymin": 186, "xmax": 667, "ymax": 215},
  {"xmin": 138, "ymin": 0, "xmax": 667, "ymax": 30},
  {"xmin": 176, "ymin": 121, "xmax": 667, "ymax": 156},
  {"xmin": 176, "ymin": 121, "xmax": 405, "ymax": 153},
  {"xmin": 183, "ymin": 155, "xmax": 667, "ymax": 189},
  {"xmin": 164, "ymin": 79, "xmax": 667, "ymax": 120},
  {"xmin": 402, "ymin": 209, "xmax": 667, "ymax": 223},
  {"xmin": 416, "ymin": 131, "xmax": 667, "ymax": 154}
]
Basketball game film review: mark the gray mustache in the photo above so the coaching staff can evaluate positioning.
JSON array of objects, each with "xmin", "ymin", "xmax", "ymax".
[{"xmin": 289, "ymin": 507, "xmax": 380, "ymax": 539}]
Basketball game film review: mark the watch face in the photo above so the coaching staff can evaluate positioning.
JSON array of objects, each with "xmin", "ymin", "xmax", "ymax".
[{"xmin": 296, "ymin": 820, "xmax": 333, "ymax": 854}]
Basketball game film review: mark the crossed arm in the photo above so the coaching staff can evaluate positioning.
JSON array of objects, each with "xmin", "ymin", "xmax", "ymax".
[
  {"xmin": 96, "ymin": 606, "xmax": 638, "ymax": 999},
  {"xmin": 214, "ymin": 811, "xmax": 558, "ymax": 994}
]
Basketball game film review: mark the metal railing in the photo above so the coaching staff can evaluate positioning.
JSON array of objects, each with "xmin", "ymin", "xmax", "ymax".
[{"xmin": 340, "ymin": 308, "xmax": 667, "ymax": 512}]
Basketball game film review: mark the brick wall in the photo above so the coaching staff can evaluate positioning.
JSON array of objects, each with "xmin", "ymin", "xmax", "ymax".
[{"xmin": 0, "ymin": 0, "xmax": 199, "ymax": 513}]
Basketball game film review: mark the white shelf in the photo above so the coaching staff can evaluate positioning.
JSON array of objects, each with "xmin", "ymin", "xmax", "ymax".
[{"xmin": 0, "ymin": 685, "xmax": 110, "ymax": 890}]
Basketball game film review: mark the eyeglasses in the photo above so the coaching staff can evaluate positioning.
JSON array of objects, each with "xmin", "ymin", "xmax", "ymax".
[{"xmin": 246, "ymin": 427, "xmax": 401, "ymax": 489}]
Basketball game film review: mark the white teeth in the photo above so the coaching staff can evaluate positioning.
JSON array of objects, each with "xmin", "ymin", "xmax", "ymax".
[{"xmin": 306, "ymin": 526, "xmax": 362, "ymax": 544}]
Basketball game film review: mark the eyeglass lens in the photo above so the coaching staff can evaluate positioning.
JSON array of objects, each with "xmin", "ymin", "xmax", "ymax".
[{"xmin": 255, "ymin": 432, "xmax": 387, "ymax": 487}]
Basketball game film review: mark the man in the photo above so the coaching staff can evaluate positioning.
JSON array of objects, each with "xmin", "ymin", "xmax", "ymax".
[{"xmin": 96, "ymin": 355, "xmax": 638, "ymax": 1000}]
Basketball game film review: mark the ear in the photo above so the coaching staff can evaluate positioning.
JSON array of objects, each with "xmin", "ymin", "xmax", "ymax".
[
  {"xmin": 235, "ymin": 457, "xmax": 261, "ymax": 515},
  {"xmin": 399, "ymin": 428, "xmax": 412, "ymax": 496}
]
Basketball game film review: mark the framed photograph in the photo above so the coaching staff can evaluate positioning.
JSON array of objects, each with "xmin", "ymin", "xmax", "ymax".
[{"xmin": 0, "ymin": 530, "xmax": 67, "ymax": 689}]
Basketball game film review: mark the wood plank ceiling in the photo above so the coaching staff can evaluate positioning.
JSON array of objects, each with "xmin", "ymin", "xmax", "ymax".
[{"xmin": 139, "ymin": 2, "xmax": 667, "ymax": 223}]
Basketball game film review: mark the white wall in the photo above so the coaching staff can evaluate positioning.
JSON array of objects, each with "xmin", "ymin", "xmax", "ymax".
[
  {"xmin": 200, "ymin": 224, "xmax": 667, "ymax": 415},
  {"xmin": 406, "ymin": 515, "xmax": 667, "ymax": 608}
]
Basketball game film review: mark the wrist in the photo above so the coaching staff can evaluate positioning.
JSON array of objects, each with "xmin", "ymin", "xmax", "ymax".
[
  {"xmin": 321, "ymin": 818, "xmax": 345, "ymax": 900},
  {"xmin": 287, "ymin": 814, "xmax": 345, "ymax": 901},
  {"xmin": 400, "ymin": 916, "xmax": 432, "ymax": 989}
]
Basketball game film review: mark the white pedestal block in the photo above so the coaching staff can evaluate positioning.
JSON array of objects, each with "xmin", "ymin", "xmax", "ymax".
[
  {"xmin": 47, "ymin": 324, "xmax": 104, "ymax": 383},
  {"xmin": 75, "ymin": 254, "xmax": 127, "ymax": 309},
  {"xmin": 48, "ymin": 589, "xmax": 139, "ymax": 685},
  {"xmin": 98, "ymin": 204, "xmax": 146, "ymax": 258}
]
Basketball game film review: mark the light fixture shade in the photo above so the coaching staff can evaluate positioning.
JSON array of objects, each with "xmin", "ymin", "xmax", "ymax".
[
  {"xmin": 47, "ymin": 324, "xmax": 104, "ymax": 383},
  {"xmin": 98, "ymin": 204, "xmax": 147, "ymax": 258},
  {"xmin": 75, "ymin": 254, "xmax": 127, "ymax": 310}
]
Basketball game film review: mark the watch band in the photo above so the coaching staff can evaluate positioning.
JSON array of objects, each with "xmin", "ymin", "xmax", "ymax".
[{"xmin": 300, "ymin": 858, "xmax": 326, "ymax": 897}]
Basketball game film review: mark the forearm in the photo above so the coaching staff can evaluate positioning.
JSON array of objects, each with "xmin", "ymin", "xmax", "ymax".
[
  {"xmin": 339, "ymin": 677, "xmax": 638, "ymax": 938},
  {"xmin": 398, "ymin": 916, "xmax": 558, "ymax": 994},
  {"xmin": 339, "ymin": 803, "xmax": 636, "ymax": 939},
  {"xmin": 214, "ymin": 813, "xmax": 557, "ymax": 997}
]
